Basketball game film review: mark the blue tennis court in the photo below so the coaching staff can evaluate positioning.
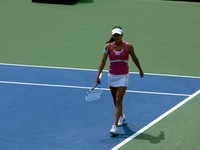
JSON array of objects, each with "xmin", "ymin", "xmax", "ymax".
[{"xmin": 0, "ymin": 63, "xmax": 200, "ymax": 150}]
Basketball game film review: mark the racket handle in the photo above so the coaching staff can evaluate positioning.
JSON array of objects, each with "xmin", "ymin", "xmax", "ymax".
[{"xmin": 91, "ymin": 83, "xmax": 99, "ymax": 90}]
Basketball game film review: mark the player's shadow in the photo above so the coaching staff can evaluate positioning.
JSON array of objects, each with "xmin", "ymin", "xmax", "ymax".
[
  {"xmin": 135, "ymin": 131, "xmax": 165, "ymax": 144},
  {"xmin": 111, "ymin": 123, "xmax": 165, "ymax": 144}
]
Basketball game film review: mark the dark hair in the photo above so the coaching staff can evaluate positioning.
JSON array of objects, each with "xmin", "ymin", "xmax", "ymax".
[{"xmin": 106, "ymin": 26, "xmax": 123, "ymax": 43}]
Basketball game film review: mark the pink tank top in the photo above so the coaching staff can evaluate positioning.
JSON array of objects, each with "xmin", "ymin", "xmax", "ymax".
[{"xmin": 109, "ymin": 41, "xmax": 129, "ymax": 75}]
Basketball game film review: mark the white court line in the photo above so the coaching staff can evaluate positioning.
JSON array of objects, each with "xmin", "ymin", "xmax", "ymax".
[
  {"xmin": 111, "ymin": 89, "xmax": 200, "ymax": 150},
  {"xmin": 0, "ymin": 62, "xmax": 200, "ymax": 79},
  {"xmin": 0, "ymin": 80, "xmax": 190, "ymax": 97}
]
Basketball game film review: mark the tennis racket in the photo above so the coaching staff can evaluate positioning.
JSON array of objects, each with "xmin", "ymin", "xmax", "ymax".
[{"xmin": 85, "ymin": 73, "xmax": 103, "ymax": 101}]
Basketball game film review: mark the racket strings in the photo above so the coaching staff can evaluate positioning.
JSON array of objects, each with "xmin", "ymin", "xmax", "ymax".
[{"xmin": 86, "ymin": 88, "xmax": 103, "ymax": 101}]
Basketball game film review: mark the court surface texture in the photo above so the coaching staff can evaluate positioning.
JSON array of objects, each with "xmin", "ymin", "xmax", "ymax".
[{"xmin": 0, "ymin": 63, "xmax": 199, "ymax": 150}]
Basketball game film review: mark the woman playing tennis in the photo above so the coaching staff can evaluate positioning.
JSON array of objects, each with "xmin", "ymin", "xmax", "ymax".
[{"xmin": 96, "ymin": 26, "xmax": 144, "ymax": 135}]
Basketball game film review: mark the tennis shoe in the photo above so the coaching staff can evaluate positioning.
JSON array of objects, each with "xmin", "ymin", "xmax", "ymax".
[
  {"xmin": 110, "ymin": 125, "xmax": 118, "ymax": 135},
  {"xmin": 118, "ymin": 114, "xmax": 126, "ymax": 126}
]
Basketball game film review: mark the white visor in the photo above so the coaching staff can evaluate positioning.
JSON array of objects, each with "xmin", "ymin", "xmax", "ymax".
[{"xmin": 112, "ymin": 28, "xmax": 123, "ymax": 35}]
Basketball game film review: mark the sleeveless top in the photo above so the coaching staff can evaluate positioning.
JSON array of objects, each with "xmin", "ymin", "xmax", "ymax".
[{"xmin": 109, "ymin": 41, "xmax": 129, "ymax": 75}]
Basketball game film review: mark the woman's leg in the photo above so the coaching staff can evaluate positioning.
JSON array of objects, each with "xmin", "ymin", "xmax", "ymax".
[
  {"xmin": 109, "ymin": 86, "xmax": 127, "ymax": 134},
  {"xmin": 111, "ymin": 86, "xmax": 127, "ymax": 126},
  {"xmin": 110, "ymin": 86, "xmax": 117, "ymax": 107}
]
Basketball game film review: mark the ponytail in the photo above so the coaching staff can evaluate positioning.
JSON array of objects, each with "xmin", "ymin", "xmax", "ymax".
[{"xmin": 106, "ymin": 36, "xmax": 114, "ymax": 44}]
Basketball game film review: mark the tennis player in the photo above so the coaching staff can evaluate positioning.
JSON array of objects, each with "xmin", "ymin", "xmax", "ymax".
[{"xmin": 96, "ymin": 26, "xmax": 144, "ymax": 135}]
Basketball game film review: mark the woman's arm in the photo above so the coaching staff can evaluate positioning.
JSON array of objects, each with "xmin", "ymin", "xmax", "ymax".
[
  {"xmin": 96, "ymin": 44, "xmax": 109, "ymax": 83},
  {"xmin": 127, "ymin": 43, "xmax": 144, "ymax": 78}
]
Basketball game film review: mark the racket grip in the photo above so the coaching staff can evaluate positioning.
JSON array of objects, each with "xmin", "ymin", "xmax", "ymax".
[{"xmin": 91, "ymin": 83, "xmax": 98, "ymax": 90}]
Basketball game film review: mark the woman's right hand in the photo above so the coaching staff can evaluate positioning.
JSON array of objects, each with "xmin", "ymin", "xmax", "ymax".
[{"xmin": 96, "ymin": 76, "xmax": 101, "ymax": 84}]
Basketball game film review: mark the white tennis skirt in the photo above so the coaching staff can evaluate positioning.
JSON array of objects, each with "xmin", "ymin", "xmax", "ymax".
[{"xmin": 108, "ymin": 72, "xmax": 129, "ymax": 87}]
